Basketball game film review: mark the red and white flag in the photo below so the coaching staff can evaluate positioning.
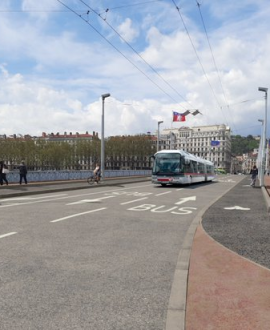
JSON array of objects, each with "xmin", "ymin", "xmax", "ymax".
[{"xmin": 173, "ymin": 111, "xmax": 186, "ymax": 122}]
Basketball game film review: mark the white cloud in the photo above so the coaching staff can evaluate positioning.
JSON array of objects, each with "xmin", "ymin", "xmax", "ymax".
[
  {"xmin": 117, "ymin": 18, "xmax": 139, "ymax": 43},
  {"xmin": 0, "ymin": 0, "xmax": 270, "ymax": 138}
]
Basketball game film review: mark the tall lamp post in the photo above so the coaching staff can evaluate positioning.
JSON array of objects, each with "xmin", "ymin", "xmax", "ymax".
[
  {"xmin": 101, "ymin": 93, "xmax": 111, "ymax": 181},
  {"xmin": 258, "ymin": 119, "xmax": 264, "ymax": 185},
  {"xmin": 157, "ymin": 121, "xmax": 163, "ymax": 152},
  {"xmin": 258, "ymin": 87, "xmax": 268, "ymax": 186}
]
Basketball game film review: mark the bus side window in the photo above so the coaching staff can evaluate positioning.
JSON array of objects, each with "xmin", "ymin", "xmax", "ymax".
[
  {"xmin": 191, "ymin": 161, "xmax": 198, "ymax": 173},
  {"xmin": 184, "ymin": 162, "xmax": 192, "ymax": 173},
  {"xmin": 198, "ymin": 162, "xmax": 205, "ymax": 174}
]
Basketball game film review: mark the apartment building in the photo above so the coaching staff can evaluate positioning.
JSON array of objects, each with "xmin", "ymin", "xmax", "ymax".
[{"xmin": 159, "ymin": 124, "xmax": 231, "ymax": 172}]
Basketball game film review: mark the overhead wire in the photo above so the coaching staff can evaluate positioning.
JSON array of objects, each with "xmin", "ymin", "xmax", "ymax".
[
  {"xmin": 0, "ymin": 1, "xmax": 164, "ymax": 13},
  {"xmin": 77, "ymin": 0, "xmax": 195, "ymax": 109},
  {"xmin": 56, "ymin": 0, "xmax": 187, "ymax": 107},
  {"xmin": 102, "ymin": 0, "xmax": 165, "ymax": 11},
  {"xmin": 195, "ymin": 1, "xmax": 237, "ymax": 132},
  {"xmin": 171, "ymin": 0, "xmax": 230, "ymax": 125}
]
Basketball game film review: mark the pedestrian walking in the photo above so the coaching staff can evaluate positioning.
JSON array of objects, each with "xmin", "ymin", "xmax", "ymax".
[
  {"xmin": 0, "ymin": 161, "xmax": 9, "ymax": 185},
  {"xmin": 250, "ymin": 165, "xmax": 258, "ymax": 187},
  {"xmin": 19, "ymin": 161, "xmax": 28, "ymax": 184}
]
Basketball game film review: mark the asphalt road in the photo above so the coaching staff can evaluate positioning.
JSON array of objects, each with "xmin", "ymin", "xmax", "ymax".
[{"xmin": 0, "ymin": 176, "xmax": 243, "ymax": 330}]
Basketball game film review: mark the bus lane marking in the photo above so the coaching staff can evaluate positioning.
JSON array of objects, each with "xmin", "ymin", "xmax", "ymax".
[
  {"xmin": 120, "ymin": 197, "xmax": 148, "ymax": 205},
  {"xmin": 0, "ymin": 232, "xmax": 17, "ymax": 239},
  {"xmin": 155, "ymin": 191, "xmax": 172, "ymax": 196},
  {"xmin": 0, "ymin": 184, "xmax": 153, "ymax": 209},
  {"xmin": 66, "ymin": 196, "xmax": 115, "ymax": 205},
  {"xmin": 50, "ymin": 208, "xmax": 107, "ymax": 223},
  {"xmin": 126, "ymin": 196, "xmax": 197, "ymax": 215},
  {"xmin": 127, "ymin": 204, "xmax": 197, "ymax": 215},
  {"xmin": 105, "ymin": 191, "xmax": 153, "ymax": 197},
  {"xmin": 175, "ymin": 196, "xmax": 196, "ymax": 205}
]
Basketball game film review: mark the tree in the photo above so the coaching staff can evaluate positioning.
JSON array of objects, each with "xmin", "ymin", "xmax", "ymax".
[{"xmin": 231, "ymin": 135, "xmax": 259, "ymax": 155}]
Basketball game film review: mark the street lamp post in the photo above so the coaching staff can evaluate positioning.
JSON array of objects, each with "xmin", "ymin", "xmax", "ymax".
[
  {"xmin": 101, "ymin": 93, "xmax": 111, "ymax": 181},
  {"xmin": 157, "ymin": 121, "xmax": 163, "ymax": 152},
  {"xmin": 258, "ymin": 87, "xmax": 268, "ymax": 186},
  {"xmin": 258, "ymin": 119, "xmax": 264, "ymax": 185}
]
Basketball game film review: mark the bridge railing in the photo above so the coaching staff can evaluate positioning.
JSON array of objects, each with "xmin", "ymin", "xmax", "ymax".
[{"xmin": 4, "ymin": 170, "xmax": 151, "ymax": 183}]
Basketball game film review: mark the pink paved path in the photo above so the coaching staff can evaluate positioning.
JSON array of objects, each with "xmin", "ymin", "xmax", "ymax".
[{"xmin": 186, "ymin": 225, "xmax": 270, "ymax": 330}]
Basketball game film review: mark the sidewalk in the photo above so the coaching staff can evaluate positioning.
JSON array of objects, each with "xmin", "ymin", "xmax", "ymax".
[
  {"xmin": 0, "ymin": 176, "xmax": 151, "ymax": 199},
  {"xmin": 186, "ymin": 175, "xmax": 270, "ymax": 329}
]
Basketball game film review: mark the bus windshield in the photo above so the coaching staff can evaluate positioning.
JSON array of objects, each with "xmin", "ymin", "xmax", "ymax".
[{"xmin": 153, "ymin": 153, "xmax": 182, "ymax": 174}]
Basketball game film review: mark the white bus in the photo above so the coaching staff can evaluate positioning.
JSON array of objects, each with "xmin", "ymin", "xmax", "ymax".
[{"xmin": 152, "ymin": 149, "xmax": 215, "ymax": 186}]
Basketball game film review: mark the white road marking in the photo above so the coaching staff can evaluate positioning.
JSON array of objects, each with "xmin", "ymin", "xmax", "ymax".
[
  {"xmin": 0, "ymin": 184, "xmax": 153, "ymax": 208},
  {"xmin": 155, "ymin": 191, "xmax": 172, "ymax": 196},
  {"xmin": 224, "ymin": 206, "xmax": 250, "ymax": 210},
  {"xmin": 176, "ymin": 188, "xmax": 184, "ymax": 191},
  {"xmin": 217, "ymin": 179, "xmax": 236, "ymax": 183},
  {"xmin": 66, "ymin": 196, "xmax": 115, "ymax": 205},
  {"xmin": 175, "ymin": 196, "xmax": 196, "ymax": 205},
  {"xmin": 51, "ymin": 208, "xmax": 107, "ymax": 223},
  {"xmin": 1, "ymin": 194, "xmax": 67, "ymax": 202},
  {"xmin": 120, "ymin": 197, "xmax": 148, "ymax": 205},
  {"xmin": 0, "ymin": 232, "xmax": 17, "ymax": 239}
]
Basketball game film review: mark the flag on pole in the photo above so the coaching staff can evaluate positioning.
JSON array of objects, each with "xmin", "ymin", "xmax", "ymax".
[{"xmin": 173, "ymin": 111, "xmax": 186, "ymax": 122}]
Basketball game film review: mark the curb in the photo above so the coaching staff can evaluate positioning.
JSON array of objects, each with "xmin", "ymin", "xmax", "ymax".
[
  {"xmin": 165, "ymin": 176, "xmax": 246, "ymax": 330},
  {"xmin": 0, "ymin": 177, "xmax": 151, "ymax": 199},
  {"xmin": 262, "ymin": 186, "xmax": 270, "ymax": 213}
]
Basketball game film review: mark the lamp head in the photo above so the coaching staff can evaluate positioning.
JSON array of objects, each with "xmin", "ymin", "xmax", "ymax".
[
  {"xmin": 258, "ymin": 87, "xmax": 268, "ymax": 93},
  {"xmin": 101, "ymin": 93, "xmax": 111, "ymax": 99},
  {"xmin": 158, "ymin": 121, "xmax": 163, "ymax": 125}
]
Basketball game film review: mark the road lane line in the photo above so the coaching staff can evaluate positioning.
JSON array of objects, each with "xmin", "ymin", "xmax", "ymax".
[
  {"xmin": 0, "ymin": 184, "xmax": 153, "ymax": 208},
  {"xmin": 120, "ymin": 197, "xmax": 148, "ymax": 205},
  {"xmin": 155, "ymin": 191, "xmax": 172, "ymax": 196},
  {"xmin": 66, "ymin": 196, "xmax": 115, "ymax": 205},
  {"xmin": 50, "ymin": 208, "xmax": 107, "ymax": 223},
  {"xmin": 0, "ymin": 232, "xmax": 17, "ymax": 239},
  {"xmin": 1, "ymin": 194, "xmax": 68, "ymax": 202}
]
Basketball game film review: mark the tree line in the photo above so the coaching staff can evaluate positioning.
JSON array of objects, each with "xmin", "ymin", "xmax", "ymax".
[
  {"xmin": 0, "ymin": 135, "xmax": 154, "ymax": 171},
  {"xmin": 231, "ymin": 135, "xmax": 260, "ymax": 156}
]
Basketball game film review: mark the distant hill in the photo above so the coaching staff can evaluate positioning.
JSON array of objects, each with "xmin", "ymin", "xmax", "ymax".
[{"xmin": 231, "ymin": 135, "xmax": 260, "ymax": 156}]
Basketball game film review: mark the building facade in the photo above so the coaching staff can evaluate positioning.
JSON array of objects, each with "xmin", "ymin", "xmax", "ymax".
[{"xmin": 159, "ymin": 124, "xmax": 231, "ymax": 172}]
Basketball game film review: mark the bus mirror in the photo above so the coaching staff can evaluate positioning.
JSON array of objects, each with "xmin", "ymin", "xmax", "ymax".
[{"xmin": 150, "ymin": 155, "xmax": 155, "ymax": 160}]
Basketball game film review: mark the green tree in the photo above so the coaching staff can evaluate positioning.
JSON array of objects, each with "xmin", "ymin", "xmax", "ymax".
[{"xmin": 231, "ymin": 135, "xmax": 259, "ymax": 155}]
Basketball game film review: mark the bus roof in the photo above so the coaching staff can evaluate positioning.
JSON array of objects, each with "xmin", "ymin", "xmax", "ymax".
[{"xmin": 154, "ymin": 149, "xmax": 214, "ymax": 166}]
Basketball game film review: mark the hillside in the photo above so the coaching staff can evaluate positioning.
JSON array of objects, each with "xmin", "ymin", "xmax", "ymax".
[{"xmin": 231, "ymin": 135, "xmax": 260, "ymax": 156}]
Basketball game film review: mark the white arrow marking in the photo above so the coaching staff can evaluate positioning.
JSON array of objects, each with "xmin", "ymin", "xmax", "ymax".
[
  {"xmin": 175, "ymin": 196, "xmax": 196, "ymax": 205},
  {"xmin": 155, "ymin": 191, "xmax": 172, "ymax": 196},
  {"xmin": 51, "ymin": 208, "xmax": 107, "ymax": 223},
  {"xmin": 66, "ymin": 196, "xmax": 115, "ymax": 205},
  {"xmin": 0, "ymin": 232, "xmax": 17, "ymax": 239},
  {"xmin": 224, "ymin": 206, "xmax": 250, "ymax": 210}
]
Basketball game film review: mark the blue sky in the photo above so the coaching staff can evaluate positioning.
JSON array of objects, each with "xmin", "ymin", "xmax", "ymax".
[{"xmin": 0, "ymin": 0, "xmax": 270, "ymax": 138}]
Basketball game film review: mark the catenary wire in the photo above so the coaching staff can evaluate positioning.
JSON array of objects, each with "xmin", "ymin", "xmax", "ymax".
[
  {"xmin": 0, "ymin": 1, "xmax": 164, "ymax": 13},
  {"xmin": 195, "ymin": 1, "xmax": 237, "ymax": 132},
  {"xmin": 171, "ymin": 0, "xmax": 230, "ymax": 126},
  {"xmin": 56, "ymin": 0, "xmax": 187, "ymax": 107},
  {"xmin": 77, "ymin": 0, "xmax": 195, "ymax": 109}
]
